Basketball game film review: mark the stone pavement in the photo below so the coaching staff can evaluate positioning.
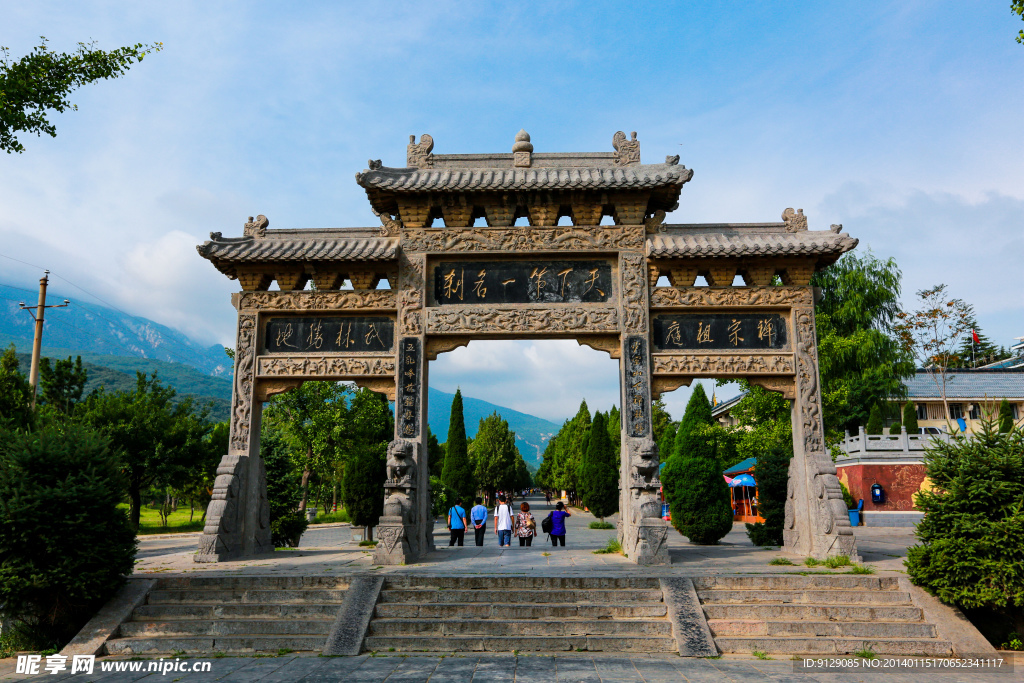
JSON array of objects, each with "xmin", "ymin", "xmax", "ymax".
[
  {"xmin": 129, "ymin": 495, "xmax": 917, "ymax": 578},
  {"xmin": 1, "ymin": 653, "xmax": 1020, "ymax": 682}
]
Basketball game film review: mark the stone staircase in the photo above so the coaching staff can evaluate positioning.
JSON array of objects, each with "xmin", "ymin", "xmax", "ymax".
[
  {"xmin": 103, "ymin": 576, "xmax": 348, "ymax": 655},
  {"xmin": 363, "ymin": 576, "xmax": 678, "ymax": 653},
  {"xmin": 695, "ymin": 575, "xmax": 952, "ymax": 656}
]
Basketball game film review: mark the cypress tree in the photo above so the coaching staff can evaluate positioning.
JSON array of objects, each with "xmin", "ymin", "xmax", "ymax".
[
  {"xmin": 657, "ymin": 422, "xmax": 677, "ymax": 464},
  {"xmin": 866, "ymin": 404, "xmax": 884, "ymax": 435},
  {"xmin": 607, "ymin": 405, "xmax": 621, "ymax": 461},
  {"xmin": 442, "ymin": 388, "xmax": 475, "ymax": 504},
  {"xmin": 662, "ymin": 423, "xmax": 733, "ymax": 544},
  {"xmin": 341, "ymin": 389, "xmax": 392, "ymax": 536},
  {"xmin": 427, "ymin": 426, "xmax": 444, "ymax": 475},
  {"xmin": 889, "ymin": 410, "xmax": 902, "ymax": 435},
  {"xmin": 903, "ymin": 400, "xmax": 919, "ymax": 435},
  {"xmin": 745, "ymin": 441, "xmax": 792, "ymax": 546},
  {"xmin": 998, "ymin": 399, "xmax": 1014, "ymax": 433},
  {"xmin": 580, "ymin": 411, "xmax": 619, "ymax": 520},
  {"xmin": 673, "ymin": 384, "xmax": 713, "ymax": 458}
]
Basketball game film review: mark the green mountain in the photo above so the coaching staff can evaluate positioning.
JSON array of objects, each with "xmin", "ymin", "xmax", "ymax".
[{"xmin": 427, "ymin": 387, "xmax": 560, "ymax": 467}]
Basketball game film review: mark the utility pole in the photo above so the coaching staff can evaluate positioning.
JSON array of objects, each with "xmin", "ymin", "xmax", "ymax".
[{"xmin": 18, "ymin": 271, "xmax": 70, "ymax": 408}]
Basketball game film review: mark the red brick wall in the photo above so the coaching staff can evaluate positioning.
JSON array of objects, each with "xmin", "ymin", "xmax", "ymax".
[{"xmin": 837, "ymin": 463, "xmax": 927, "ymax": 512}]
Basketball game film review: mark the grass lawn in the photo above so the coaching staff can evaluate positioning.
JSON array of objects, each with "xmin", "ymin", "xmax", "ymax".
[{"xmin": 118, "ymin": 503, "xmax": 206, "ymax": 534}]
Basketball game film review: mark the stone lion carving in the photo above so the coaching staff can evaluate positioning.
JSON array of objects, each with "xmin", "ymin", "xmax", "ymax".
[
  {"xmin": 243, "ymin": 214, "xmax": 269, "ymax": 238},
  {"xmin": 782, "ymin": 207, "xmax": 808, "ymax": 232},
  {"xmin": 386, "ymin": 439, "xmax": 416, "ymax": 487},
  {"xmin": 628, "ymin": 438, "xmax": 660, "ymax": 488}
]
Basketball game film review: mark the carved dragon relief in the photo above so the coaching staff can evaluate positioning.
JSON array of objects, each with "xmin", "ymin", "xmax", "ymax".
[
  {"xmin": 652, "ymin": 354, "xmax": 795, "ymax": 375},
  {"xmin": 620, "ymin": 253, "xmax": 648, "ymax": 334},
  {"xmin": 426, "ymin": 306, "xmax": 619, "ymax": 334},
  {"xmin": 237, "ymin": 290, "xmax": 396, "ymax": 311},
  {"xmin": 256, "ymin": 355, "xmax": 396, "ymax": 378},
  {"xmin": 649, "ymin": 286, "xmax": 813, "ymax": 308},
  {"xmin": 397, "ymin": 254, "xmax": 425, "ymax": 336},
  {"xmin": 400, "ymin": 225, "xmax": 645, "ymax": 253},
  {"xmin": 229, "ymin": 314, "xmax": 257, "ymax": 452}
]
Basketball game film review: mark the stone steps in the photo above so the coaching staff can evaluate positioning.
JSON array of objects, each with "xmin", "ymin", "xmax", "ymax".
[
  {"xmin": 363, "ymin": 576, "xmax": 677, "ymax": 653},
  {"xmin": 696, "ymin": 575, "xmax": 952, "ymax": 656},
  {"xmin": 102, "ymin": 577, "xmax": 346, "ymax": 655}
]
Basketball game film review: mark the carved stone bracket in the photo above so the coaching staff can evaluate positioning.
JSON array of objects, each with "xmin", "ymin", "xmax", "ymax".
[
  {"xmin": 749, "ymin": 376, "xmax": 796, "ymax": 399},
  {"xmin": 651, "ymin": 376, "xmax": 692, "ymax": 399},
  {"xmin": 652, "ymin": 353, "xmax": 795, "ymax": 376},
  {"xmin": 354, "ymin": 378, "xmax": 396, "ymax": 401},
  {"xmin": 255, "ymin": 378, "xmax": 304, "ymax": 401},
  {"xmin": 576, "ymin": 335, "xmax": 621, "ymax": 359},
  {"xmin": 236, "ymin": 290, "xmax": 396, "ymax": 312},
  {"xmin": 426, "ymin": 306, "xmax": 619, "ymax": 335},
  {"xmin": 256, "ymin": 355, "xmax": 396, "ymax": 378},
  {"xmin": 649, "ymin": 286, "xmax": 813, "ymax": 308},
  {"xmin": 426, "ymin": 336, "xmax": 471, "ymax": 361},
  {"xmin": 400, "ymin": 225, "xmax": 645, "ymax": 253}
]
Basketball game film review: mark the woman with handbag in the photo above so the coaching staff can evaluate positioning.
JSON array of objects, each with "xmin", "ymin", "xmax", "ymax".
[{"xmin": 514, "ymin": 501, "xmax": 536, "ymax": 547}]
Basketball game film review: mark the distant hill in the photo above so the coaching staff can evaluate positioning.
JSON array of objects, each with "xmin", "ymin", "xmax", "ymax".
[
  {"xmin": 427, "ymin": 387, "xmax": 560, "ymax": 467},
  {"xmin": 0, "ymin": 283, "xmax": 229, "ymax": 376}
]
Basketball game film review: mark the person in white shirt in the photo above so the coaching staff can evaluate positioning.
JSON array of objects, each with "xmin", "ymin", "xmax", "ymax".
[{"xmin": 494, "ymin": 495, "xmax": 514, "ymax": 547}]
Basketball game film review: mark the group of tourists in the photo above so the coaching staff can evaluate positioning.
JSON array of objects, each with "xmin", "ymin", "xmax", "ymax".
[{"xmin": 445, "ymin": 495, "xmax": 571, "ymax": 547}]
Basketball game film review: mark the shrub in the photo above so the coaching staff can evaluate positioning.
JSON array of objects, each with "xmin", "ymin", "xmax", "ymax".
[
  {"xmin": 262, "ymin": 426, "xmax": 307, "ymax": 548},
  {"xmin": 999, "ymin": 399, "xmax": 1014, "ymax": 434},
  {"xmin": 903, "ymin": 400, "xmax": 919, "ymax": 434},
  {"xmin": 0, "ymin": 420, "xmax": 137, "ymax": 649},
  {"xmin": 429, "ymin": 475, "xmax": 457, "ymax": 519},
  {"xmin": 905, "ymin": 420, "xmax": 1024, "ymax": 637},
  {"xmin": 589, "ymin": 521, "xmax": 615, "ymax": 530},
  {"xmin": 866, "ymin": 404, "xmax": 884, "ymax": 435},
  {"xmin": 839, "ymin": 482, "xmax": 856, "ymax": 510},
  {"xmin": 889, "ymin": 417, "xmax": 902, "ymax": 435},
  {"xmin": 745, "ymin": 441, "xmax": 791, "ymax": 546},
  {"xmin": 663, "ymin": 424, "xmax": 733, "ymax": 545}
]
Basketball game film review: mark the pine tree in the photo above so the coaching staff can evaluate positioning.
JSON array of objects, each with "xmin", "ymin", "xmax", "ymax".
[
  {"xmin": 903, "ymin": 400, "xmax": 919, "ymax": 435},
  {"xmin": 580, "ymin": 411, "xmax": 619, "ymax": 520},
  {"xmin": 673, "ymin": 384, "xmax": 713, "ymax": 458},
  {"xmin": 866, "ymin": 404, "xmax": 884, "ymax": 435},
  {"xmin": 745, "ymin": 441, "xmax": 792, "ymax": 546},
  {"xmin": 442, "ymin": 389, "xmax": 475, "ymax": 504},
  {"xmin": 607, "ymin": 405, "xmax": 621, "ymax": 461},
  {"xmin": 662, "ymin": 422, "xmax": 734, "ymax": 545},
  {"xmin": 998, "ymin": 399, "xmax": 1014, "ymax": 433},
  {"xmin": 39, "ymin": 355, "xmax": 87, "ymax": 413},
  {"xmin": 0, "ymin": 344, "xmax": 32, "ymax": 430}
]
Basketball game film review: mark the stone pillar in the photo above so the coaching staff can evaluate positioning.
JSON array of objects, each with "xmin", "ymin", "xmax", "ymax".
[
  {"xmin": 783, "ymin": 304, "xmax": 859, "ymax": 560},
  {"xmin": 618, "ymin": 252, "xmax": 670, "ymax": 564},
  {"xmin": 374, "ymin": 252, "xmax": 433, "ymax": 564},
  {"xmin": 195, "ymin": 306, "xmax": 272, "ymax": 562}
]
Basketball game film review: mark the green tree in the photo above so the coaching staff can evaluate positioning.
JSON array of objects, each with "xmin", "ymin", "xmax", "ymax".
[
  {"xmin": 745, "ymin": 441, "xmax": 793, "ymax": 546},
  {"xmin": 554, "ymin": 401, "xmax": 592, "ymax": 501},
  {"xmin": 657, "ymin": 421, "xmax": 677, "ymax": 466},
  {"xmin": 82, "ymin": 373, "xmax": 209, "ymax": 529},
  {"xmin": 1, "ymin": 38, "xmax": 162, "ymax": 153},
  {"xmin": 427, "ymin": 426, "xmax": 444, "ymax": 475},
  {"xmin": 651, "ymin": 399, "xmax": 672, "ymax": 445},
  {"xmin": 0, "ymin": 419, "xmax": 136, "ymax": 648},
  {"xmin": 673, "ymin": 384, "xmax": 713, "ymax": 458},
  {"xmin": 1014, "ymin": 0, "xmax": 1024, "ymax": 44},
  {"xmin": 38, "ymin": 355, "xmax": 87, "ymax": 414},
  {"xmin": 580, "ymin": 411, "xmax": 619, "ymax": 520},
  {"xmin": 906, "ymin": 420, "xmax": 1024, "ymax": 635},
  {"xmin": 261, "ymin": 422, "xmax": 306, "ymax": 547},
  {"xmin": 998, "ymin": 399, "xmax": 1015, "ymax": 433},
  {"xmin": 0, "ymin": 344, "xmax": 32, "ymax": 429},
  {"xmin": 812, "ymin": 251, "xmax": 915, "ymax": 439},
  {"xmin": 662, "ymin": 422, "xmax": 734, "ymax": 545},
  {"xmin": 442, "ymin": 388, "xmax": 475, "ymax": 504},
  {"xmin": 903, "ymin": 400, "xmax": 919, "ymax": 435},
  {"xmin": 866, "ymin": 404, "xmax": 884, "ymax": 435},
  {"xmin": 470, "ymin": 412, "xmax": 521, "ymax": 502},
  {"xmin": 607, "ymin": 404, "xmax": 621, "ymax": 461},
  {"xmin": 341, "ymin": 389, "xmax": 392, "ymax": 535},
  {"xmin": 889, "ymin": 413, "xmax": 902, "ymax": 435},
  {"xmin": 952, "ymin": 320, "xmax": 1009, "ymax": 368}
]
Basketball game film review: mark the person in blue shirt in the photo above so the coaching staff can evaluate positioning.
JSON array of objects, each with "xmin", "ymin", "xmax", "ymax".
[
  {"xmin": 447, "ymin": 499, "xmax": 467, "ymax": 547},
  {"xmin": 469, "ymin": 497, "xmax": 488, "ymax": 546},
  {"xmin": 550, "ymin": 501, "xmax": 571, "ymax": 547}
]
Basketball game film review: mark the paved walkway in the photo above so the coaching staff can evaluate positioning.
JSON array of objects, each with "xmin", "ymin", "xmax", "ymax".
[
  {"xmin": 129, "ymin": 495, "xmax": 917, "ymax": 577},
  {"xmin": 2, "ymin": 653, "xmax": 1019, "ymax": 682}
]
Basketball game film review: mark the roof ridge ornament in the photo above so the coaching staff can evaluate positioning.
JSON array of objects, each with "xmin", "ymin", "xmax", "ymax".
[
  {"xmin": 613, "ymin": 130, "xmax": 641, "ymax": 166},
  {"xmin": 243, "ymin": 214, "xmax": 268, "ymax": 239},
  {"xmin": 407, "ymin": 134, "xmax": 434, "ymax": 169},
  {"xmin": 782, "ymin": 208, "xmax": 808, "ymax": 233},
  {"xmin": 512, "ymin": 129, "xmax": 533, "ymax": 168}
]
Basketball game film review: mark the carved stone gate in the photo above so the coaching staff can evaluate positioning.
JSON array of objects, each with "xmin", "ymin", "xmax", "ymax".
[{"xmin": 194, "ymin": 131, "xmax": 859, "ymax": 565}]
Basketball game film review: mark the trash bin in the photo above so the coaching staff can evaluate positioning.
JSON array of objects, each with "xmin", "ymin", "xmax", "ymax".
[
  {"xmin": 848, "ymin": 509, "xmax": 860, "ymax": 527},
  {"xmin": 305, "ymin": 506, "xmax": 317, "ymax": 523}
]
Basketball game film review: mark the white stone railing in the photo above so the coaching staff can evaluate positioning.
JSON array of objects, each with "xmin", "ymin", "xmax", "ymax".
[{"xmin": 841, "ymin": 426, "xmax": 952, "ymax": 455}]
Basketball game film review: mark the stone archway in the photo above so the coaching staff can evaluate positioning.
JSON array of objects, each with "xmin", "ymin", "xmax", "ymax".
[{"xmin": 194, "ymin": 130, "xmax": 859, "ymax": 565}]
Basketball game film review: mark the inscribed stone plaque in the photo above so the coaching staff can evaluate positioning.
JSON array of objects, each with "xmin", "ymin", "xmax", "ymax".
[
  {"xmin": 624, "ymin": 335, "xmax": 650, "ymax": 438},
  {"xmin": 432, "ymin": 260, "xmax": 613, "ymax": 305},
  {"xmin": 397, "ymin": 337, "xmax": 421, "ymax": 438},
  {"xmin": 652, "ymin": 314, "xmax": 788, "ymax": 352},
  {"xmin": 264, "ymin": 316, "xmax": 394, "ymax": 354}
]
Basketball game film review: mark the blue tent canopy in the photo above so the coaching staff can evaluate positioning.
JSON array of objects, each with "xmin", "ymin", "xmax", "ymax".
[
  {"xmin": 724, "ymin": 457, "xmax": 756, "ymax": 475},
  {"xmin": 729, "ymin": 473, "xmax": 756, "ymax": 488}
]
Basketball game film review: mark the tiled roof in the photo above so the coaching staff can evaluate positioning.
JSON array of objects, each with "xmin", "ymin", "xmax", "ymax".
[
  {"xmin": 648, "ymin": 227, "xmax": 857, "ymax": 261},
  {"xmin": 196, "ymin": 229, "xmax": 398, "ymax": 276},
  {"xmin": 905, "ymin": 370, "xmax": 1024, "ymax": 399},
  {"xmin": 355, "ymin": 162, "xmax": 692, "ymax": 193}
]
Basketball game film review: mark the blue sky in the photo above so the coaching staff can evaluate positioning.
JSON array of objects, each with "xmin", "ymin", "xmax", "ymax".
[{"xmin": 2, "ymin": 2, "xmax": 1022, "ymax": 422}]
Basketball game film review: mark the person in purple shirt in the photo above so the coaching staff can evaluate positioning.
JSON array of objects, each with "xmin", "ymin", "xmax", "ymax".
[{"xmin": 550, "ymin": 501, "xmax": 571, "ymax": 547}]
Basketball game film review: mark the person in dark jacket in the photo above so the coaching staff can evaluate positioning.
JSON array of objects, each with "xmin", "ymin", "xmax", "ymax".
[{"xmin": 550, "ymin": 501, "xmax": 571, "ymax": 546}]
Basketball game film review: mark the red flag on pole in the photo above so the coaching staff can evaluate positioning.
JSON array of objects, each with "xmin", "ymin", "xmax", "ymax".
[{"xmin": 972, "ymin": 329, "xmax": 980, "ymax": 344}]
